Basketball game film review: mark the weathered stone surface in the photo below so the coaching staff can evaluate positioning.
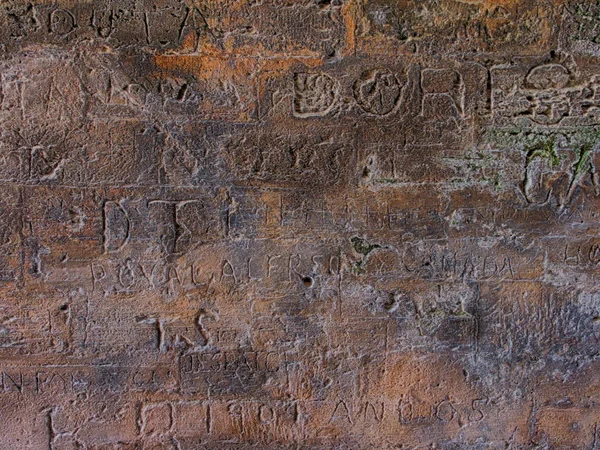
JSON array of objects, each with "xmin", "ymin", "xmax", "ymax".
[{"xmin": 1, "ymin": 0, "xmax": 600, "ymax": 448}]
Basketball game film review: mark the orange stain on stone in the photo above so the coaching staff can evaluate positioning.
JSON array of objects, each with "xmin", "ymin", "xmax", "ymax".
[{"xmin": 153, "ymin": 32, "xmax": 324, "ymax": 83}]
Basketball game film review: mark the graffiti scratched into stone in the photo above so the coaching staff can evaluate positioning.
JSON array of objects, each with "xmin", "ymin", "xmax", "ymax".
[{"xmin": 1, "ymin": 0, "xmax": 600, "ymax": 448}]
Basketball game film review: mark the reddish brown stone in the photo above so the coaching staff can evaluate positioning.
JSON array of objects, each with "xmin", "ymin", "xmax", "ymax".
[{"xmin": 1, "ymin": 0, "xmax": 600, "ymax": 448}]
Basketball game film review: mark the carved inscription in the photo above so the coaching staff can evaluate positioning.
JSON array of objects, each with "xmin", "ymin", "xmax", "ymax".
[
  {"xmin": 353, "ymin": 68, "xmax": 402, "ymax": 116},
  {"xmin": 0, "ymin": 0, "xmax": 599, "ymax": 448}
]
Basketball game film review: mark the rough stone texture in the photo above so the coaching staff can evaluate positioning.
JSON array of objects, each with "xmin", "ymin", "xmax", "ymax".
[{"xmin": 1, "ymin": 0, "xmax": 600, "ymax": 448}]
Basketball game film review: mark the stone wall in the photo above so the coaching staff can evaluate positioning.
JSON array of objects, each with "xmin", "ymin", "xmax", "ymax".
[{"xmin": 0, "ymin": 0, "xmax": 599, "ymax": 448}]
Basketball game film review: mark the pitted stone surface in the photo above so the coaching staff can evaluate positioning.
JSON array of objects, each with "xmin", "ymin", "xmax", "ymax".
[{"xmin": 1, "ymin": 1, "xmax": 600, "ymax": 448}]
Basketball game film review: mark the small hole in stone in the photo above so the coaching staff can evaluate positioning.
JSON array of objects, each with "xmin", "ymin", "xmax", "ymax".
[
  {"xmin": 383, "ymin": 296, "xmax": 396, "ymax": 311},
  {"xmin": 59, "ymin": 304, "xmax": 69, "ymax": 311},
  {"xmin": 302, "ymin": 276, "xmax": 314, "ymax": 287}
]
